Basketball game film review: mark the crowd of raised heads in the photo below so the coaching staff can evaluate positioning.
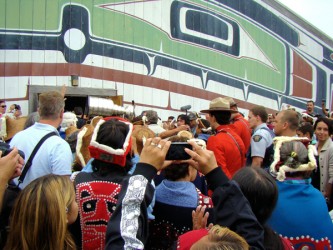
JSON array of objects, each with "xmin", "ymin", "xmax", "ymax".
[{"xmin": 0, "ymin": 92, "xmax": 333, "ymax": 250}]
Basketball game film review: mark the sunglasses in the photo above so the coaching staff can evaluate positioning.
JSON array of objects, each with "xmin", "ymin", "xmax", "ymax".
[{"xmin": 0, "ymin": 105, "xmax": 6, "ymax": 108}]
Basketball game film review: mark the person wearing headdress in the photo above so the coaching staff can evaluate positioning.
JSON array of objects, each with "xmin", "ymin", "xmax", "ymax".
[
  {"xmin": 267, "ymin": 137, "xmax": 333, "ymax": 249},
  {"xmin": 70, "ymin": 117, "xmax": 133, "ymax": 250}
]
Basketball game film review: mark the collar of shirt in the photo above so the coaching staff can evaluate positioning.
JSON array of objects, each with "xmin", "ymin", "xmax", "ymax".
[
  {"xmin": 33, "ymin": 122, "xmax": 60, "ymax": 135},
  {"xmin": 253, "ymin": 123, "xmax": 269, "ymax": 133}
]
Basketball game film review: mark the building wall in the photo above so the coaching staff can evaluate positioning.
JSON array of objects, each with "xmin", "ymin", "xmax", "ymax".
[{"xmin": 0, "ymin": 0, "xmax": 332, "ymax": 118}]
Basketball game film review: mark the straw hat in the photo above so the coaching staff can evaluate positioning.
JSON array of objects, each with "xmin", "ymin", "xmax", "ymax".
[
  {"xmin": 132, "ymin": 125, "xmax": 155, "ymax": 154},
  {"xmin": 200, "ymin": 97, "xmax": 237, "ymax": 113},
  {"xmin": 221, "ymin": 97, "xmax": 238, "ymax": 107},
  {"xmin": 177, "ymin": 130, "xmax": 193, "ymax": 139}
]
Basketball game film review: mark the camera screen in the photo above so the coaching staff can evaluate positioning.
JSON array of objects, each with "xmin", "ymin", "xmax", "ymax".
[{"xmin": 165, "ymin": 142, "xmax": 192, "ymax": 160}]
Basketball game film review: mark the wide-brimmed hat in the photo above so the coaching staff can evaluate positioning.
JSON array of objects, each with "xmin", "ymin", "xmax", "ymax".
[
  {"xmin": 200, "ymin": 97, "xmax": 237, "ymax": 113},
  {"xmin": 132, "ymin": 125, "xmax": 155, "ymax": 154},
  {"xmin": 222, "ymin": 97, "xmax": 238, "ymax": 107}
]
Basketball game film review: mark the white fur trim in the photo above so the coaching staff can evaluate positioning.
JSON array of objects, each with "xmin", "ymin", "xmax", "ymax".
[
  {"xmin": 61, "ymin": 112, "xmax": 78, "ymax": 128},
  {"xmin": 90, "ymin": 118, "xmax": 133, "ymax": 155},
  {"xmin": 76, "ymin": 126, "xmax": 87, "ymax": 166},
  {"xmin": 269, "ymin": 136, "xmax": 317, "ymax": 181}
]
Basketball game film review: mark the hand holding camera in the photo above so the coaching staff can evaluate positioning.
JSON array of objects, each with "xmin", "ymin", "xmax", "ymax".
[
  {"xmin": 184, "ymin": 140, "xmax": 218, "ymax": 175},
  {"xmin": 0, "ymin": 147, "xmax": 25, "ymax": 182}
]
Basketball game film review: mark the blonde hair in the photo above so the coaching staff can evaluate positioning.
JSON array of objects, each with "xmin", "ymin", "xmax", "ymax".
[
  {"xmin": 4, "ymin": 175, "xmax": 76, "ymax": 250},
  {"xmin": 192, "ymin": 225, "xmax": 249, "ymax": 250},
  {"xmin": 38, "ymin": 91, "xmax": 65, "ymax": 120}
]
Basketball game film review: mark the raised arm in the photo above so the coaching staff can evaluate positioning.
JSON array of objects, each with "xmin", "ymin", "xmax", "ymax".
[{"xmin": 105, "ymin": 138, "xmax": 170, "ymax": 249}]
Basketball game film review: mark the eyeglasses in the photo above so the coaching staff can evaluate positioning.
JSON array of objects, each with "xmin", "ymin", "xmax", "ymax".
[{"xmin": 0, "ymin": 105, "xmax": 6, "ymax": 108}]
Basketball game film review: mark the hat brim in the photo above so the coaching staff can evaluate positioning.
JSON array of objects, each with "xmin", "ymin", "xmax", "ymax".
[{"xmin": 200, "ymin": 108, "xmax": 237, "ymax": 114}]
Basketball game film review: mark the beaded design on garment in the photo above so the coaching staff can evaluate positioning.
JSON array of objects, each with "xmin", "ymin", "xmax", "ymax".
[
  {"xmin": 281, "ymin": 235, "xmax": 331, "ymax": 250},
  {"xmin": 149, "ymin": 188, "xmax": 213, "ymax": 249},
  {"xmin": 76, "ymin": 181, "xmax": 121, "ymax": 250}
]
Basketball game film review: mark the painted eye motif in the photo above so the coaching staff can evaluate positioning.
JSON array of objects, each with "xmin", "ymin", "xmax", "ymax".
[{"xmin": 83, "ymin": 200, "xmax": 97, "ymax": 212}]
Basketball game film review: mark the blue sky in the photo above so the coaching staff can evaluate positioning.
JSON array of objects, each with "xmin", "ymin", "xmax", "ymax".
[{"xmin": 277, "ymin": 0, "xmax": 333, "ymax": 39}]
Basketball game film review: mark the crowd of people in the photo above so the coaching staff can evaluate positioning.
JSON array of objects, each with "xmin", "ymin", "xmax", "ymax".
[{"xmin": 0, "ymin": 92, "xmax": 333, "ymax": 249}]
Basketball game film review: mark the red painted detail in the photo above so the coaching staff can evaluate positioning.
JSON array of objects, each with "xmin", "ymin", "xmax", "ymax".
[
  {"xmin": 292, "ymin": 51, "xmax": 313, "ymax": 98},
  {"xmin": 0, "ymin": 62, "xmax": 277, "ymax": 113},
  {"xmin": 292, "ymin": 75, "xmax": 312, "ymax": 99}
]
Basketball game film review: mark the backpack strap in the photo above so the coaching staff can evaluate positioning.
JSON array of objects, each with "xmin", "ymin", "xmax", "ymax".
[{"xmin": 17, "ymin": 131, "xmax": 57, "ymax": 187}]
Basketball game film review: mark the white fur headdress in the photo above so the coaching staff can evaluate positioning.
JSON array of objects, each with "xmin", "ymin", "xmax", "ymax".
[{"xmin": 269, "ymin": 136, "xmax": 317, "ymax": 181}]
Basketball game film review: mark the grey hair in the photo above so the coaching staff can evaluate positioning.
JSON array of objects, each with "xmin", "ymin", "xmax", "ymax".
[
  {"xmin": 145, "ymin": 110, "xmax": 158, "ymax": 124},
  {"xmin": 24, "ymin": 112, "xmax": 40, "ymax": 129},
  {"xmin": 279, "ymin": 141, "xmax": 308, "ymax": 169}
]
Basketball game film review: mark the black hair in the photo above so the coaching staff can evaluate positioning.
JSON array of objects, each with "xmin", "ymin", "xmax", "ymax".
[
  {"xmin": 232, "ymin": 167, "xmax": 283, "ymax": 250},
  {"xmin": 232, "ymin": 167, "xmax": 278, "ymax": 224},
  {"xmin": 73, "ymin": 106, "xmax": 83, "ymax": 116},
  {"xmin": 297, "ymin": 123, "xmax": 314, "ymax": 139},
  {"xmin": 210, "ymin": 111, "xmax": 231, "ymax": 125},
  {"xmin": 314, "ymin": 117, "xmax": 333, "ymax": 136},
  {"xmin": 92, "ymin": 119, "xmax": 132, "ymax": 174},
  {"xmin": 177, "ymin": 114, "xmax": 190, "ymax": 126},
  {"xmin": 200, "ymin": 118, "xmax": 210, "ymax": 128},
  {"xmin": 163, "ymin": 136, "xmax": 190, "ymax": 181},
  {"xmin": 14, "ymin": 104, "xmax": 21, "ymax": 110}
]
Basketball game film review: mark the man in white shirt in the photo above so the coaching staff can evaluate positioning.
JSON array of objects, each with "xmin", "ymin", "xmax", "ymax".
[{"xmin": 10, "ymin": 91, "xmax": 72, "ymax": 189}]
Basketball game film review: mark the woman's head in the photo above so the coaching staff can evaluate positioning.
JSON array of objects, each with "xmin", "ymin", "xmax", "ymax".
[
  {"xmin": 163, "ymin": 136, "xmax": 197, "ymax": 181},
  {"xmin": 314, "ymin": 117, "xmax": 333, "ymax": 142},
  {"xmin": 24, "ymin": 111, "xmax": 40, "ymax": 129},
  {"xmin": 279, "ymin": 141, "xmax": 308, "ymax": 168},
  {"xmin": 191, "ymin": 225, "xmax": 249, "ymax": 250},
  {"xmin": 5, "ymin": 175, "xmax": 77, "ymax": 250},
  {"xmin": 90, "ymin": 118, "xmax": 133, "ymax": 172},
  {"xmin": 232, "ymin": 167, "xmax": 278, "ymax": 224},
  {"xmin": 269, "ymin": 137, "xmax": 317, "ymax": 181}
]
